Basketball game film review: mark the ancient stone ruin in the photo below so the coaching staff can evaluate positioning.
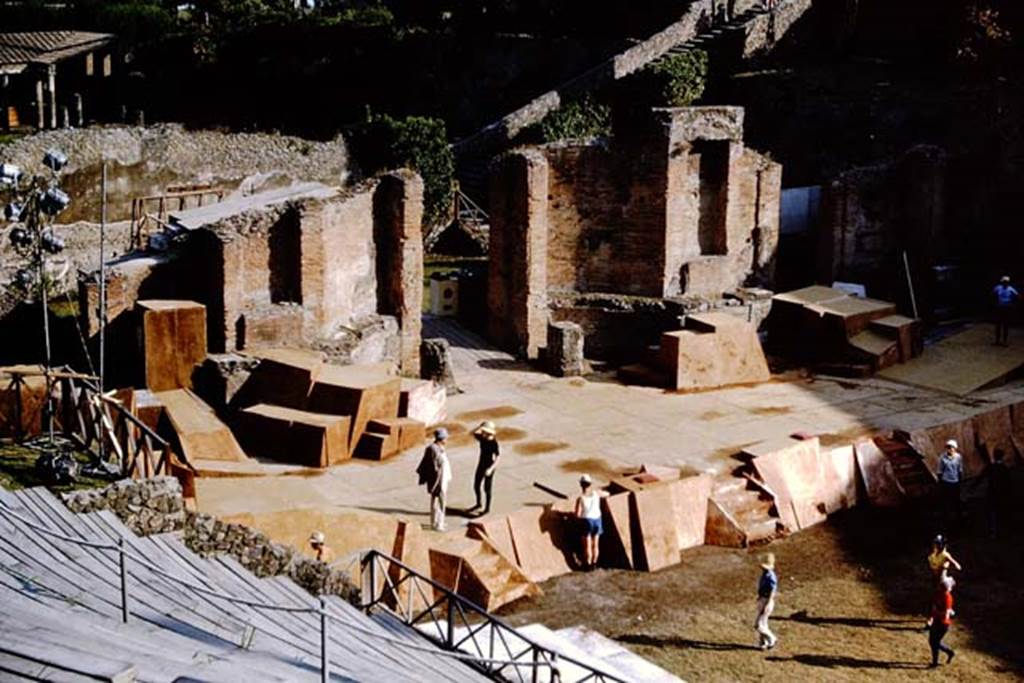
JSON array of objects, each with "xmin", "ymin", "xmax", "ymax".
[{"xmin": 487, "ymin": 106, "xmax": 781, "ymax": 361}]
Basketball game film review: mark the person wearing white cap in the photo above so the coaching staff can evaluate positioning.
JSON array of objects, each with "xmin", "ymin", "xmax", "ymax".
[
  {"xmin": 992, "ymin": 275, "xmax": 1018, "ymax": 346},
  {"xmin": 574, "ymin": 474, "xmax": 608, "ymax": 570},
  {"xmin": 309, "ymin": 531, "xmax": 333, "ymax": 564},
  {"xmin": 936, "ymin": 439, "xmax": 964, "ymax": 520},
  {"xmin": 470, "ymin": 421, "xmax": 500, "ymax": 515},
  {"xmin": 755, "ymin": 553, "xmax": 778, "ymax": 650},
  {"xmin": 416, "ymin": 428, "xmax": 452, "ymax": 531}
]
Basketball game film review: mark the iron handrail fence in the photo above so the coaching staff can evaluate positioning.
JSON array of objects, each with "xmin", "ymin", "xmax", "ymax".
[
  {"xmin": 360, "ymin": 549, "xmax": 629, "ymax": 683},
  {"xmin": 0, "ymin": 501, "xmax": 593, "ymax": 682}
]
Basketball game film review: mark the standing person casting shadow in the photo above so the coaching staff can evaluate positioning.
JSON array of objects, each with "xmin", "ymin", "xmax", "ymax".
[
  {"xmin": 469, "ymin": 421, "xmax": 500, "ymax": 516},
  {"xmin": 992, "ymin": 275, "xmax": 1018, "ymax": 346},
  {"xmin": 574, "ymin": 474, "xmax": 607, "ymax": 570},
  {"xmin": 416, "ymin": 428, "xmax": 451, "ymax": 531},
  {"xmin": 936, "ymin": 439, "xmax": 964, "ymax": 524},
  {"xmin": 926, "ymin": 575, "xmax": 957, "ymax": 667},
  {"xmin": 755, "ymin": 553, "xmax": 779, "ymax": 650}
]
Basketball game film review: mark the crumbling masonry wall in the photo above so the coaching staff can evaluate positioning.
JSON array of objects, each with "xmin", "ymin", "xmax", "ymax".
[
  {"xmin": 81, "ymin": 172, "xmax": 424, "ymax": 378},
  {"xmin": 488, "ymin": 107, "xmax": 781, "ymax": 359}
]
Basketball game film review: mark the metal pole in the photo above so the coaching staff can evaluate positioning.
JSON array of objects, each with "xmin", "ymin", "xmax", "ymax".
[
  {"xmin": 903, "ymin": 250, "xmax": 919, "ymax": 319},
  {"xmin": 447, "ymin": 599, "xmax": 455, "ymax": 649},
  {"xmin": 367, "ymin": 553, "xmax": 376, "ymax": 610},
  {"xmin": 118, "ymin": 538, "xmax": 129, "ymax": 623},
  {"xmin": 35, "ymin": 195, "xmax": 54, "ymax": 446},
  {"xmin": 319, "ymin": 596, "xmax": 330, "ymax": 683},
  {"xmin": 99, "ymin": 162, "xmax": 107, "ymax": 464}
]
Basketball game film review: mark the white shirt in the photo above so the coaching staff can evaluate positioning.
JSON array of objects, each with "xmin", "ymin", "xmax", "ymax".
[{"xmin": 579, "ymin": 492, "xmax": 602, "ymax": 520}]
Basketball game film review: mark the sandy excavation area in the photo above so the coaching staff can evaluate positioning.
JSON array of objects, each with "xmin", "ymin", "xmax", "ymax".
[{"xmin": 498, "ymin": 496, "xmax": 1024, "ymax": 682}]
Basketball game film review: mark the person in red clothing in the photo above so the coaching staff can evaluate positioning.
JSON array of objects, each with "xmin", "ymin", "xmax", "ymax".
[{"xmin": 925, "ymin": 575, "xmax": 956, "ymax": 667}]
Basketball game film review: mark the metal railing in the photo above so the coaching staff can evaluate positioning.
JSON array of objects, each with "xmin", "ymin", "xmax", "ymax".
[
  {"xmin": 0, "ymin": 501, "xmax": 618, "ymax": 682},
  {"xmin": 129, "ymin": 186, "xmax": 225, "ymax": 250},
  {"xmin": 3, "ymin": 368, "xmax": 183, "ymax": 480},
  {"xmin": 360, "ymin": 549, "xmax": 628, "ymax": 683}
]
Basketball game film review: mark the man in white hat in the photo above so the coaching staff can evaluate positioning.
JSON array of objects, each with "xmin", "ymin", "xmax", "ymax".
[
  {"xmin": 992, "ymin": 275, "xmax": 1018, "ymax": 346},
  {"xmin": 936, "ymin": 439, "xmax": 964, "ymax": 520},
  {"xmin": 470, "ymin": 421, "xmax": 500, "ymax": 515},
  {"xmin": 416, "ymin": 428, "xmax": 451, "ymax": 531},
  {"xmin": 309, "ymin": 531, "xmax": 333, "ymax": 564},
  {"xmin": 755, "ymin": 553, "xmax": 778, "ymax": 650}
]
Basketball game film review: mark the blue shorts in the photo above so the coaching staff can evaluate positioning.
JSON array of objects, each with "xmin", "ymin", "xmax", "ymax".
[{"xmin": 583, "ymin": 517, "xmax": 603, "ymax": 536}]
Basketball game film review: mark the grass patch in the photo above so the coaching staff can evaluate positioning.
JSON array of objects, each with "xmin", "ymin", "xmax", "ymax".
[{"xmin": 0, "ymin": 441, "xmax": 111, "ymax": 493}]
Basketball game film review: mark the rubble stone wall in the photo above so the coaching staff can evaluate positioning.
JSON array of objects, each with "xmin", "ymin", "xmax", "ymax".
[
  {"xmin": 62, "ymin": 477, "xmax": 358, "ymax": 602},
  {"xmin": 0, "ymin": 125, "xmax": 351, "ymax": 224}
]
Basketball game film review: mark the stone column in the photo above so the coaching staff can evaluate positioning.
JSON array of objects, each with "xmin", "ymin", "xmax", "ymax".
[
  {"xmin": 546, "ymin": 321, "xmax": 585, "ymax": 377},
  {"xmin": 36, "ymin": 78, "xmax": 45, "ymax": 129},
  {"xmin": 373, "ymin": 170, "xmax": 424, "ymax": 377},
  {"xmin": 47, "ymin": 65, "xmax": 57, "ymax": 130},
  {"xmin": 487, "ymin": 150, "xmax": 549, "ymax": 359}
]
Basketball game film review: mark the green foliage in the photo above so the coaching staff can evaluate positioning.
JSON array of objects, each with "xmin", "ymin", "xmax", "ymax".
[
  {"xmin": 353, "ymin": 113, "xmax": 454, "ymax": 227},
  {"xmin": 646, "ymin": 49, "xmax": 708, "ymax": 106},
  {"xmin": 538, "ymin": 96, "xmax": 611, "ymax": 142}
]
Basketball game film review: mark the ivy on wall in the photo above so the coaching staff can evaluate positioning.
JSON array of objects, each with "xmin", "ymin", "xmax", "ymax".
[
  {"xmin": 644, "ymin": 49, "xmax": 709, "ymax": 106},
  {"xmin": 536, "ymin": 96, "xmax": 612, "ymax": 142}
]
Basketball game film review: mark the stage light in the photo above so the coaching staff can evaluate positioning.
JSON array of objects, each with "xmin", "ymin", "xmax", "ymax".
[
  {"xmin": 9, "ymin": 227, "xmax": 30, "ymax": 247},
  {"xmin": 42, "ymin": 149, "xmax": 68, "ymax": 173},
  {"xmin": 4, "ymin": 202, "xmax": 23, "ymax": 222},
  {"xmin": 40, "ymin": 188, "xmax": 70, "ymax": 216},
  {"xmin": 0, "ymin": 163, "xmax": 23, "ymax": 186}
]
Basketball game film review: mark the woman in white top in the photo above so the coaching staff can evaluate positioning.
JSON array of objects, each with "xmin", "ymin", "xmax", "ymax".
[{"xmin": 574, "ymin": 474, "xmax": 607, "ymax": 570}]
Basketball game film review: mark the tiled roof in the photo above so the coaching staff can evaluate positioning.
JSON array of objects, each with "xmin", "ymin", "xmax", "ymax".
[{"xmin": 0, "ymin": 31, "xmax": 114, "ymax": 67}]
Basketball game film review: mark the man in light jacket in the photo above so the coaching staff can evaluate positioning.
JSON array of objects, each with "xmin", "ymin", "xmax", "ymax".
[{"xmin": 417, "ymin": 428, "xmax": 451, "ymax": 531}]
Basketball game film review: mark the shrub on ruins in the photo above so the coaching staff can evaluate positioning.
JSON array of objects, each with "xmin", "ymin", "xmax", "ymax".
[
  {"xmin": 644, "ymin": 49, "xmax": 708, "ymax": 107},
  {"xmin": 535, "ymin": 96, "xmax": 612, "ymax": 143},
  {"xmin": 351, "ymin": 112, "xmax": 455, "ymax": 228}
]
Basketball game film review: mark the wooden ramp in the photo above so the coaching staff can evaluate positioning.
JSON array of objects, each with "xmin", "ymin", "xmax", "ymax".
[
  {"xmin": 879, "ymin": 324, "xmax": 1024, "ymax": 395},
  {"xmin": 155, "ymin": 388, "xmax": 250, "ymax": 463}
]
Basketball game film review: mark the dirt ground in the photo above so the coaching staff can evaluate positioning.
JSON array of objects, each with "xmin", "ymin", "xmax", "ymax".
[{"xmin": 499, "ymin": 487, "xmax": 1024, "ymax": 682}]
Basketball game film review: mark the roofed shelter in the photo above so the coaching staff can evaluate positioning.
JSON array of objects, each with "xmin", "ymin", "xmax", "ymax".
[{"xmin": 0, "ymin": 31, "xmax": 116, "ymax": 131}]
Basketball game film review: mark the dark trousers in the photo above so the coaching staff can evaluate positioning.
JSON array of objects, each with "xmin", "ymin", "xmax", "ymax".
[
  {"xmin": 928, "ymin": 624, "xmax": 953, "ymax": 664},
  {"xmin": 995, "ymin": 306, "xmax": 1012, "ymax": 343},
  {"xmin": 938, "ymin": 481, "xmax": 961, "ymax": 520},
  {"xmin": 474, "ymin": 468, "xmax": 494, "ymax": 511}
]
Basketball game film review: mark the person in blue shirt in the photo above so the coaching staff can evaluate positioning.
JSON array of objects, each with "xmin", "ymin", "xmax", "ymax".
[
  {"xmin": 936, "ymin": 439, "xmax": 964, "ymax": 522},
  {"xmin": 993, "ymin": 276, "xmax": 1018, "ymax": 346},
  {"xmin": 755, "ymin": 553, "xmax": 778, "ymax": 650}
]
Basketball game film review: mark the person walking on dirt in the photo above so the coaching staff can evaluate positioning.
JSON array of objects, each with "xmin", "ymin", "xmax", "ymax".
[
  {"xmin": 992, "ymin": 275, "xmax": 1018, "ymax": 346},
  {"xmin": 755, "ymin": 553, "xmax": 779, "ymax": 650},
  {"xmin": 574, "ymin": 474, "xmax": 607, "ymax": 570},
  {"xmin": 417, "ymin": 428, "xmax": 451, "ymax": 531},
  {"xmin": 469, "ymin": 421, "xmax": 500, "ymax": 515},
  {"xmin": 926, "ymin": 575, "xmax": 956, "ymax": 667},
  {"xmin": 936, "ymin": 439, "xmax": 964, "ymax": 520}
]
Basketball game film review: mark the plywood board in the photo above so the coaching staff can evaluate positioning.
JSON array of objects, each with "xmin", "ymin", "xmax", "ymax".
[
  {"xmin": 156, "ymin": 388, "xmax": 248, "ymax": 463},
  {"xmin": 0, "ymin": 365, "xmax": 47, "ymax": 438},
  {"xmin": 972, "ymin": 406, "xmax": 1014, "ymax": 466},
  {"xmin": 824, "ymin": 444, "xmax": 858, "ymax": 512},
  {"xmin": 704, "ymin": 497, "xmax": 746, "ymax": 548},
  {"xmin": 354, "ymin": 432, "xmax": 398, "ymax": 461},
  {"xmin": 660, "ymin": 314, "xmax": 770, "ymax": 391},
  {"xmin": 854, "ymin": 439, "xmax": 904, "ymax": 507},
  {"xmin": 389, "ymin": 520, "xmax": 433, "ymax": 613},
  {"xmin": 751, "ymin": 437, "xmax": 828, "ymax": 531},
  {"xmin": 506, "ymin": 505, "xmax": 573, "ymax": 582},
  {"xmin": 399, "ymin": 379, "xmax": 447, "ymax": 426},
  {"xmin": 669, "ymin": 474, "xmax": 713, "ymax": 550},
  {"xmin": 904, "ymin": 419, "xmax": 981, "ymax": 478},
  {"xmin": 879, "ymin": 324, "xmax": 1024, "ymax": 395},
  {"xmin": 631, "ymin": 483, "xmax": 682, "ymax": 572},
  {"xmin": 599, "ymin": 492, "xmax": 634, "ymax": 570},
  {"xmin": 234, "ymin": 403, "xmax": 350, "ymax": 467},
  {"xmin": 308, "ymin": 364, "xmax": 401, "ymax": 453},
  {"xmin": 137, "ymin": 300, "xmax": 206, "ymax": 392},
  {"xmin": 367, "ymin": 416, "xmax": 426, "ymax": 453},
  {"xmin": 233, "ymin": 347, "xmax": 325, "ymax": 410},
  {"xmin": 467, "ymin": 517, "xmax": 517, "ymax": 565}
]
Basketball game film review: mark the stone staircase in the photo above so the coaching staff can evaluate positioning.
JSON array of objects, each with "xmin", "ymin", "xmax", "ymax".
[
  {"xmin": 420, "ymin": 620, "xmax": 682, "ymax": 683},
  {"xmin": 453, "ymin": 0, "xmax": 805, "ymax": 208},
  {"xmin": 706, "ymin": 473, "xmax": 781, "ymax": 547},
  {"xmin": 874, "ymin": 435, "xmax": 935, "ymax": 499},
  {"xmin": 0, "ymin": 485, "xmax": 488, "ymax": 682}
]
